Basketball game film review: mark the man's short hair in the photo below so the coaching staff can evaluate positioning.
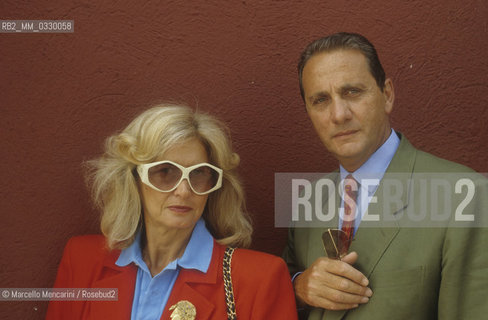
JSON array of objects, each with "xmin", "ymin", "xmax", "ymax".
[{"xmin": 298, "ymin": 32, "xmax": 386, "ymax": 100}]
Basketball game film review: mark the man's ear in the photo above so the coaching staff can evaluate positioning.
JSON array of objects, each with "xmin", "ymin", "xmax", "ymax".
[{"xmin": 383, "ymin": 78, "xmax": 395, "ymax": 114}]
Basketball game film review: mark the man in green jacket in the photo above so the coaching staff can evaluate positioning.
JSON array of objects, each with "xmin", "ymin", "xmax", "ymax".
[{"xmin": 283, "ymin": 32, "xmax": 488, "ymax": 320}]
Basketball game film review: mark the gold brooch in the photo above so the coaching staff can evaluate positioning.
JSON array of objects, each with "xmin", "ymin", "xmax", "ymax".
[{"xmin": 169, "ymin": 300, "xmax": 196, "ymax": 320}]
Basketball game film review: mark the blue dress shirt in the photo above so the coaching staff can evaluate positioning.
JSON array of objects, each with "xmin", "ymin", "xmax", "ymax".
[
  {"xmin": 339, "ymin": 129, "xmax": 400, "ymax": 233},
  {"xmin": 115, "ymin": 218, "xmax": 214, "ymax": 320}
]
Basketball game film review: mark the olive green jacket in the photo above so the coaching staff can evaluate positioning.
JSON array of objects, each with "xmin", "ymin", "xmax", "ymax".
[{"xmin": 283, "ymin": 134, "xmax": 488, "ymax": 320}]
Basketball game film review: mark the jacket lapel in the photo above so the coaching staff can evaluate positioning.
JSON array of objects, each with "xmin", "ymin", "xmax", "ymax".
[
  {"xmin": 88, "ymin": 249, "xmax": 137, "ymax": 320},
  {"xmin": 352, "ymin": 135, "xmax": 417, "ymax": 277}
]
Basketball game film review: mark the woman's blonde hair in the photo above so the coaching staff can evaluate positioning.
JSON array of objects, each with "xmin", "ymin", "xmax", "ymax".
[{"xmin": 86, "ymin": 104, "xmax": 252, "ymax": 250}]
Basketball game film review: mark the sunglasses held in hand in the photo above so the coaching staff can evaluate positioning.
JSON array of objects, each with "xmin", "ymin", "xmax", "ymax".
[{"xmin": 322, "ymin": 229, "xmax": 353, "ymax": 260}]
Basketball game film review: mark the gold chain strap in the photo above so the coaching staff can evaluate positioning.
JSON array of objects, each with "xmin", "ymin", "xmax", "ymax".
[{"xmin": 223, "ymin": 247, "xmax": 237, "ymax": 320}]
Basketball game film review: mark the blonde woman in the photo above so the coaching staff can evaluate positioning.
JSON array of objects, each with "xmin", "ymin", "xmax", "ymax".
[{"xmin": 46, "ymin": 104, "xmax": 297, "ymax": 320}]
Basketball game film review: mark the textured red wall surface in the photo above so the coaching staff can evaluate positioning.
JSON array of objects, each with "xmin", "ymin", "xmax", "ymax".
[{"xmin": 1, "ymin": 0, "xmax": 487, "ymax": 318}]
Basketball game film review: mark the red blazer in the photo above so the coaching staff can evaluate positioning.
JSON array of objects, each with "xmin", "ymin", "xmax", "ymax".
[{"xmin": 46, "ymin": 235, "xmax": 298, "ymax": 319}]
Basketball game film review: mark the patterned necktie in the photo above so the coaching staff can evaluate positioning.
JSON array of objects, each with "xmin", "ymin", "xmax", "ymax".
[{"xmin": 341, "ymin": 174, "xmax": 359, "ymax": 253}]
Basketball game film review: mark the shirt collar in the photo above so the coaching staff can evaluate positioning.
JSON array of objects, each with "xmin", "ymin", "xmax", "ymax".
[
  {"xmin": 115, "ymin": 218, "xmax": 214, "ymax": 274},
  {"xmin": 340, "ymin": 129, "xmax": 400, "ymax": 181},
  {"xmin": 116, "ymin": 229, "xmax": 144, "ymax": 268}
]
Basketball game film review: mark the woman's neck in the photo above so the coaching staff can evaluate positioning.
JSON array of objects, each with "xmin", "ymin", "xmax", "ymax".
[{"xmin": 141, "ymin": 224, "xmax": 193, "ymax": 277}]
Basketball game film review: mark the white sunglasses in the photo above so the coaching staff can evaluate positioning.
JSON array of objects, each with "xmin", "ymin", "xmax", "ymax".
[{"xmin": 137, "ymin": 160, "xmax": 223, "ymax": 195}]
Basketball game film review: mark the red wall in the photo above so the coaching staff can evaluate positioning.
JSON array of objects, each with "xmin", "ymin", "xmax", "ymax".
[{"xmin": 1, "ymin": 0, "xmax": 487, "ymax": 318}]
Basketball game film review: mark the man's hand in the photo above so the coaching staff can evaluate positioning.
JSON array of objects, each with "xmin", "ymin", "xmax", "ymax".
[{"xmin": 294, "ymin": 252, "xmax": 373, "ymax": 310}]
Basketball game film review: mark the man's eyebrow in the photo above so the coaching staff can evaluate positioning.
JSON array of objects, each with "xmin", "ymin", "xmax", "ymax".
[{"xmin": 341, "ymin": 83, "xmax": 367, "ymax": 90}]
